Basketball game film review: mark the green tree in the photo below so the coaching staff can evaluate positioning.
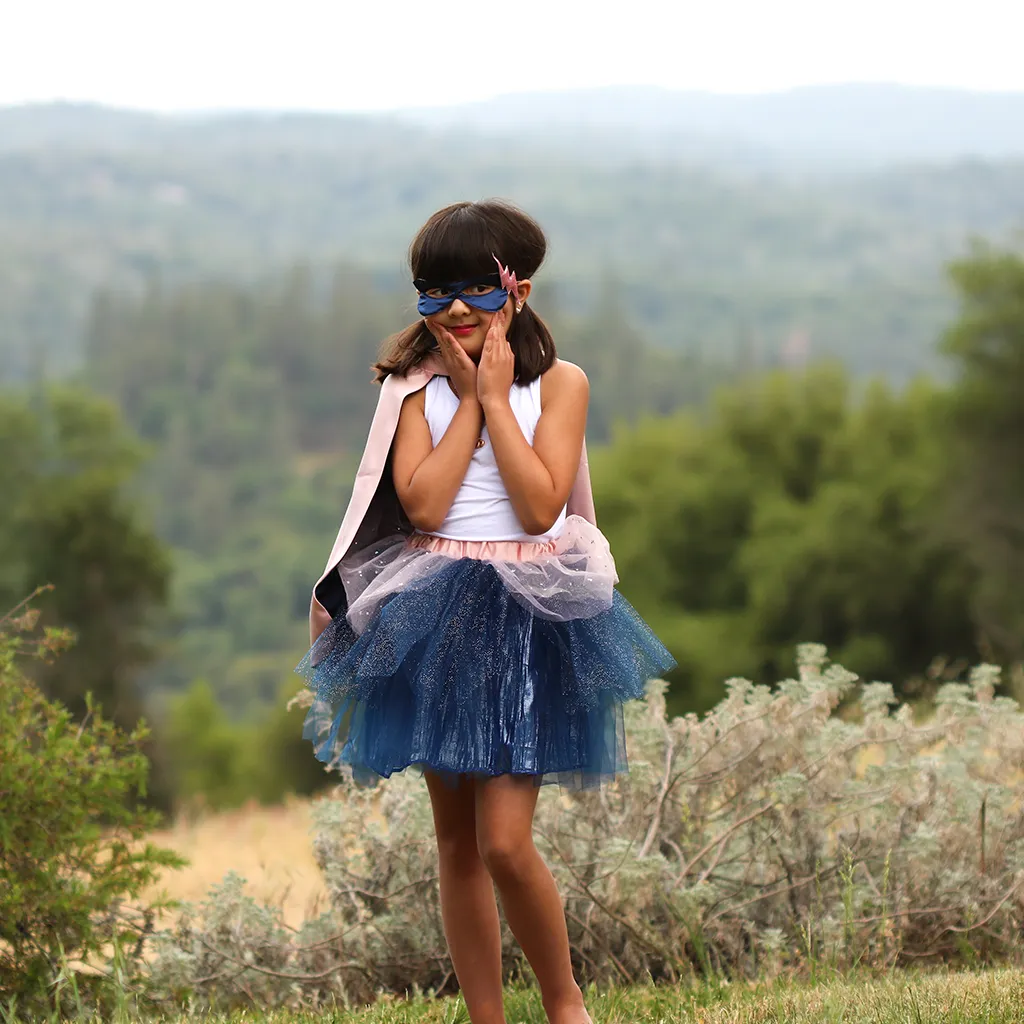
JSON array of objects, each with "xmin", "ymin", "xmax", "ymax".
[
  {"xmin": 557, "ymin": 283, "xmax": 729, "ymax": 440},
  {"xmin": 593, "ymin": 364, "xmax": 978, "ymax": 711},
  {"xmin": 0, "ymin": 386, "xmax": 170, "ymax": 730},
  {"xmin": 164, "ymin": 677, "xmax": 330, "ymax": 810},
  {"xmin": 942, "ymin": 243, "xmax": 1024, "ymax": 661}
]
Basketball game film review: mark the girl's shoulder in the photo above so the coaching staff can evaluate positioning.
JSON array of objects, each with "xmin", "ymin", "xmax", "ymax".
[{"xmin": 540, "ymin": 359, "xmax": 589, "ymax": 406}]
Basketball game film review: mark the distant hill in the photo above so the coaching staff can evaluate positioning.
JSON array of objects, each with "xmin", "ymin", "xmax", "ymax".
[
  {"xmin": 405, "ymin": 84, "xmax": 1024, "ymax": 166},
  {"xmin": 6, "ymin": 85, "xmax": 1024, "ymax": 165},
  {"xmin": 1, "ymin": 99, "xmax": 1023, "ymax": 382}
]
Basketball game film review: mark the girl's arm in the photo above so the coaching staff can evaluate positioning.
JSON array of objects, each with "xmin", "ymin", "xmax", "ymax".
[
  {"xmin": 392, "ymin": 387, "xmax": 483, "ymax": 534},
  {"xmin": 483, "ymin": 360, "xmax": 589, "ymax": 536}
]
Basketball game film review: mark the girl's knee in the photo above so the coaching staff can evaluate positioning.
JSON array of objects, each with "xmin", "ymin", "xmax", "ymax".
[{"xmin": 477, "ymin": 830, "xmax": 534, "ymax": 883}]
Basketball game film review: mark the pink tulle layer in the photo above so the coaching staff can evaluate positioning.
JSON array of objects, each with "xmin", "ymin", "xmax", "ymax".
[{"xmin": 339, "ymin": 515, "xmax": 619, "ymax": 633}]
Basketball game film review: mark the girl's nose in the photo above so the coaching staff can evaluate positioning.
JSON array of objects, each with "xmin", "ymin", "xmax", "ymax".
[{"xmin": 448, "ymin": 298, "xmax": 472, "ymax": 317}]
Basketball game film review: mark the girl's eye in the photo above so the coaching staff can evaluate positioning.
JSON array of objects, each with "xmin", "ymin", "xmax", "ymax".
[
  {"xmin": 425, "ymin": 286, "xmax": 454, "ymax": 299},
  {"xmin": 466, "ymin": 284, "xmax": 496, "ymax": 296}
]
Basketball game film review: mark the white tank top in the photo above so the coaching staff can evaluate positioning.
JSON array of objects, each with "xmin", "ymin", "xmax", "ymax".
[{"xmin": 422, "ymin": 375, "xmax": 567, "ymax": 543}]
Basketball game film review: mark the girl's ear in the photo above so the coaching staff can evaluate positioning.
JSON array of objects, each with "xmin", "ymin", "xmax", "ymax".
[{"xmin": 516, "ymin": 279, "xmax": 533, "ymax": 305}]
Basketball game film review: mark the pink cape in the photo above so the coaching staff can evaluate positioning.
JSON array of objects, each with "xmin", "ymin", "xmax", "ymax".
[{"xmin": 309, "ymin": 355, "xmax": 598, "ymax": 644}]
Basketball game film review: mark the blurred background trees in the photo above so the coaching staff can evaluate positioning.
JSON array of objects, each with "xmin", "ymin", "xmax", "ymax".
[
  {"xmin": 941, "ymin": 247, "xmax": 1024, "ymax": 663},
  {"xmin": 592, "ymin": 366, "xmax": 978, "ymax": 712},
  {"xmin": 0, "ymin": 387, "xmax": 169, "ymax": 727},
  {"xmin": 2, "ymin": 102, "xmax": 1023, "ymax": 811}
]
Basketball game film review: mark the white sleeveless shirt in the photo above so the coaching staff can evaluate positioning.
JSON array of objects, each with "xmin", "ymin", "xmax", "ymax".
[{"xmin": 422, "ymin": 375, "xmax": 567, "ymax": 543}]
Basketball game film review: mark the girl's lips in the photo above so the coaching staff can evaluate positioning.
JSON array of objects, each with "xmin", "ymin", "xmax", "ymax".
[{"xmin": 450, "ymin": 326, "xmax": 477, "ymax": 336}]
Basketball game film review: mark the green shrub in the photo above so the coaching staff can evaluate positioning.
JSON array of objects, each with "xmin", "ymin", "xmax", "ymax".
[
  {"xmin": 0, "ymin": 597, "xmax": 186, "ymax": 1016},
  {"xmin": 163, "ymin": 677, "xmax": 332, "ymax": 811},
  {"xmin": 163, "ymin": 679, "xmax": 254, "ymax": 810}
]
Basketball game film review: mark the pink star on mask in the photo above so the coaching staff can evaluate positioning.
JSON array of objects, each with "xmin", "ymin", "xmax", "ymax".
[{"xmin": 492, "ymin": 254, "xmax": 520, "ymax": 307}]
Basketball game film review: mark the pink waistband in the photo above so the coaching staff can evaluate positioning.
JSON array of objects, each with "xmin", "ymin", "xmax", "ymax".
[{"xmin": 407, "ymin": 532, "xmax": 560, "ymax": 563}]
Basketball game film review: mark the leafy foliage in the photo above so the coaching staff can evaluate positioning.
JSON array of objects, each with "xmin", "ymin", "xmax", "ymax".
[
  {"xmin": 0, "ymin": 598, "xmax": 185, "ymax": 1016},
  {"xmin": 147, "ymin": 648, "xmax": 1024, "ymax": 1009},
  {"xmin": 0, "ymin": 386, "xmax": 170, "ymax": 733},
  {"xmin": 941, "ymin": 244, "xmax": 1024, "ymax": 661},
  {"xmin": 162, "ymin": 678, "xmax": 330, "ymax": 808},
  {"xmin": 592, "ymin": 364, "xmax": 979, "ymax": 710}
]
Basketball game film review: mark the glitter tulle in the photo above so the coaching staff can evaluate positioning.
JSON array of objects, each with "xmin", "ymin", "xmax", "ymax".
[{"xmin": 295, "ymin": 516, "xmax": 676, "ymax": 788}]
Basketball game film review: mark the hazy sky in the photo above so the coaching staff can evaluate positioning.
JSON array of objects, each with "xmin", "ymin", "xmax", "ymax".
[{"xmin": 3, "ymin": 0, "xmax": 1022, "ymax": 111}]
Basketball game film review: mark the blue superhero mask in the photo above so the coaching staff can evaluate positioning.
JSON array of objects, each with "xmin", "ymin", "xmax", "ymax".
[{"xmin": 414, "ymin": 271, "xmax": 510, "ymax": 317}]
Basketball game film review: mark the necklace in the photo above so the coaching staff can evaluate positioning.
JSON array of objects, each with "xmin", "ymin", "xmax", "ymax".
[{"xmin": 446, "ymin": 377, "xmax": 486, "ymax": 449}]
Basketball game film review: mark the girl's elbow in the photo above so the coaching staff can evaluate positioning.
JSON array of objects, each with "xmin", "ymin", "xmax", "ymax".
[
  {"xmin": 409, "ymin": 508, "xmax": 444, "ymax": 533},
  {"xmin": 397, "ymin": 486, "xmax": 444, "ymax": 533},
  {"xmin": 408, "ymin": 498, "xmax": 448, "ymax": 533},
  {"xmin": 521, "ymin": 507, "xmax": 561, "ymax": 536}
]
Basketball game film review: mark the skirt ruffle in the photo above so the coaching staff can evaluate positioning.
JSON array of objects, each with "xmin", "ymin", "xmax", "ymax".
[{"xmin": 296, "ymin": 517, "xmax": 676, "ymax": 788}]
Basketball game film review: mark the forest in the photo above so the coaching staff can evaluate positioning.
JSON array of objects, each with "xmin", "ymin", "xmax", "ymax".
[
  {"xmin": 3, "ymin": 103, "xmax": 1024, "ymax": 383},
  {"xmin": 1, "ymin": 103, "xmax": 1024, "ymax": 811}
]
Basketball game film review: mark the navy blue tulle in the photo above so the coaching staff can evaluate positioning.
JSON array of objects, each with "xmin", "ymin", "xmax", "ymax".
[{"xmin": 296, "ymin": 557, "xmax": 676, "ymax": 788}]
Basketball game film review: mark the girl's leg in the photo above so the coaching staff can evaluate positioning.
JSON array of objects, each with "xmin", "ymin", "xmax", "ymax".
[
  {"xmin": 424, "ymin": 772, "xmax": 506, "ymax": 1024},
  {"xmin": 474, "ymin": 776, "xmax": 590, "ymax": 1024}
]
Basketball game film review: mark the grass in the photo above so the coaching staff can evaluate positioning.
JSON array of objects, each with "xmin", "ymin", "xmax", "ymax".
[
  {"xmin": 8, "ymin": 970, "xmax": 1024, "ymax": 1024},
  {"xmin": 257, "ymin": 971, "xmax": 1024, "ymax": 1022},
  {"xmin": 212, "ymin": 971, "xmax": 1024, "ymax": 1023}
]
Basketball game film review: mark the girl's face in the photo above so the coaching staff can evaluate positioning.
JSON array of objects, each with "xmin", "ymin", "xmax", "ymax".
[{"xmin": 427, "ymin": 280, "xmax": 532, "ymax": 362}]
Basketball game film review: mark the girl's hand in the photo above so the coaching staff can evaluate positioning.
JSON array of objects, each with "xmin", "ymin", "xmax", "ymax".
[
  {"xmin": 428, "ymin": 321, "xmax": 478, "ymax": 402},
  {"xmin": 477, "ymin": 308, "xmax": 515, "ymax": 408}
]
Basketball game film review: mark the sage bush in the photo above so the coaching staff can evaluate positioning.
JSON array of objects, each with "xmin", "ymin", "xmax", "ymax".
[{"xmin": 148, "ymin": 645, "xmax": 1024, "ymax": 1009}]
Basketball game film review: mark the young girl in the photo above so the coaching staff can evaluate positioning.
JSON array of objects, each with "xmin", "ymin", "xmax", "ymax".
[{"xmin": 297, "ymin": 200, "xmax": 675, "ymax": 1024}]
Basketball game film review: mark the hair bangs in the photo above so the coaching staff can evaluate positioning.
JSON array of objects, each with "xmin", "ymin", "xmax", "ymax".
[{"xmin": 410, "ymin": 204, "xmax": 502, "ymax": 284}]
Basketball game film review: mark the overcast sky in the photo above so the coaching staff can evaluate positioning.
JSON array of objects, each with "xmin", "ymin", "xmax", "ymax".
[{"xmin": 2, "ymin": 0, "xmax": 1022, "ymax": 112}]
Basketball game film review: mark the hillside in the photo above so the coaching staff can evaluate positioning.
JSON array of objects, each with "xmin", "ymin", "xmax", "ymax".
[
  {"xmin": 2, "ymin": 97, "xmax": 1024, "ymax": 381},
  {"xmin": 408, "ymin": 83, "xmax": 1024, "ymax": 164}
]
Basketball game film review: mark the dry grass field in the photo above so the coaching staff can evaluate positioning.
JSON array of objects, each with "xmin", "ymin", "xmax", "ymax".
[{"xmin": 142, "ymin": 797, "xmax": 330, "ymax": 929}]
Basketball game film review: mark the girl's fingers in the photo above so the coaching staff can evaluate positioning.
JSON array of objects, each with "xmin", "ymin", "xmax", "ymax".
[
  {"xmin": 429, "ymin": 321, "xmax": 449, "ymax": 350},
  {"xmin": 481, "ymin": 316, "xmax": 497, "ymax": 363},
  {"xmin": 437, "ymin": 324, "xmax": 472, "ymax": 361},
  {"xmin": 434, "ymin": 325, "xmax": 463, "ymax": 367},
  {"xmin": 486, "ymin": 309, "xmax": 501, "ymax": 342},
  {"xmin": 436, "ymin": 333, "xmax": 454, "ymax": 366}
]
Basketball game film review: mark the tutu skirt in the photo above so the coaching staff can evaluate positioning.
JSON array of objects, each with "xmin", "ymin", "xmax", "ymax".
[{"xmin": 296, "ymin": 516, "xmax": 676, "ymax": 788}]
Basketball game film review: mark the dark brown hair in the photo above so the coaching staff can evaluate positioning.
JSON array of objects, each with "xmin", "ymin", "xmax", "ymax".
[{"xmin": 373, "ymin": 199, "xmax": 557, "ymax": 384}]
